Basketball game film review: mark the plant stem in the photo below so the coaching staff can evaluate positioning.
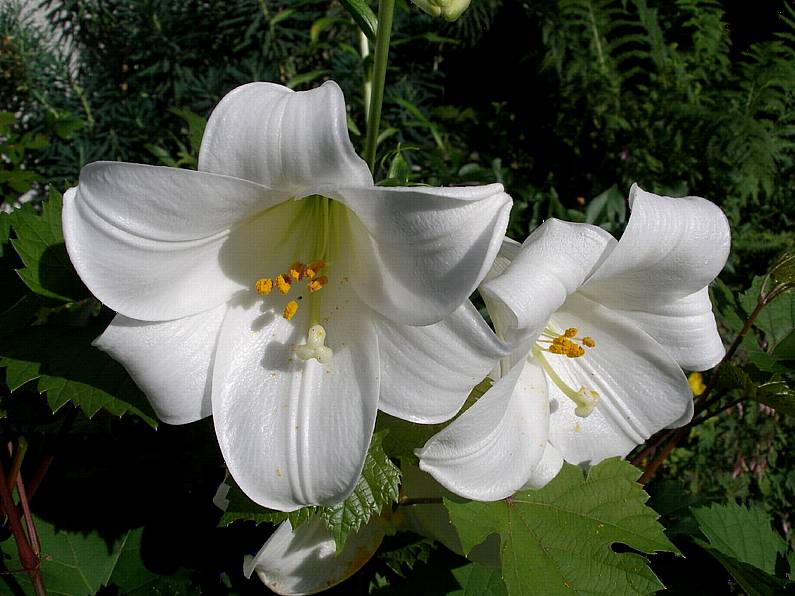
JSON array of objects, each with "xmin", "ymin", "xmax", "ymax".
[
  {"xmin": 359, "ymin": 31, "xmax": 372, "ymax": 122},
  {"xmin": 363, "ymin": 0, "xmax": 395, "ymax": 174},
  {"xmin": 0, "ymin": 455, "xmax": 45, "ymax": 596}
]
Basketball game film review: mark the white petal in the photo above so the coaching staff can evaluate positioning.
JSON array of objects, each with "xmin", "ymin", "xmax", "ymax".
[
  {"xmin": 607, "ymin": 288, "xmax": 725, "ymax": 371},
  {"xmin": 521, "ymin": 443, "xmax": 564, "ymax": 490},
  {"xmin": 376, "ymin": 301, "xmax": 507, "ymax": 423},
  {"xmin": 93, "ymin": 304, "xmax": 226, "ymax": 425},
  {"xmin": 63, "ymin": 165, "xmax": 293, "ymax": 321},
  {"xmin": 544, "ymin": 293, "xmax": 692, "ymax": 465},
  {"xmin": 199, "ymin": 81, "xmax": 372, "ymax": 193},
  {"xmin": 211, "ymin": 283, "xmax": 379, "ymax": 510},
  {"xmin": 337, "ymin": 184, "xmax": 511, "ymax": 326},
  {"xmin": 244, "ymin": 517, "xmax": 385, "ymax": 595},
  {"xmin": 581, "ymin": 184, "xmax": 730, "ymax": 369},
  {"xmin": 479, "ymin": 219, "xmax": 615, "ymax": 342},
  {"xmin": 417, "ymin": 360, "xmax": 549, "ymax": 501}
]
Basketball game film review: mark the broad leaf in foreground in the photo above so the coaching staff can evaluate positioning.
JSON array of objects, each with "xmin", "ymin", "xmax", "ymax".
[
  {"xmin": 0, "ymin": 519, "xmax": 190, "ymax": 595},
  {"xmin": 692, "ymin": 503, "xmax": 792, "ymax": 595},
  {"xmin": 446, "ymin": 459, "xmax": 678, "ymax": 596},
  {"xmin": 222, "ymin": 431, "xmax": 400, "ymax": 550},
  {"xmin": 10, "ymin": 191, "xmax": 87, "ymax": 302},
  {"xmin": 0, "ymin": 324, "xmax": 157, "ymax": 427}
]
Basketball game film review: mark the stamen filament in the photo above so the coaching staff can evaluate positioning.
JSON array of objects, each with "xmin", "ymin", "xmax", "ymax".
[{"xmin": 532, "ymin": 346, "xmax": 599, "ymax": 417}]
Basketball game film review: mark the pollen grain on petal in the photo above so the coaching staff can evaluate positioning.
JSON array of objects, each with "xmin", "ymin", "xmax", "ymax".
[
  {"xmin": 276, "ymin": 274, "xmax": 292, "ymax": 295},
  {"xmin": 255, "ymin": 278, "xmax": 273, "ymax": 295},
  {"xmin": 283, "ymin": 300, "xmax": 299, "ymax": 320},
  {"xmin": 289, "ymin": 262, "xmax": 306, "ymax": 280},
  {"xmin": 582, "ymin": 336, "xmax": 595, "ymax": 348},
  {"xmin": 308, "ymin": 275, "xmax": 328, "ymax": 293}
]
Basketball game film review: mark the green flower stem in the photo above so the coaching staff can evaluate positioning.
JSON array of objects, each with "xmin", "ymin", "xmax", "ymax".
[
  {"xmin": 359, "ymin": 31, "xmax": 372, "ymax": 122},
  {"xmin": 364, "ymin": 0, "xmax": 395, "ymax": 174}
]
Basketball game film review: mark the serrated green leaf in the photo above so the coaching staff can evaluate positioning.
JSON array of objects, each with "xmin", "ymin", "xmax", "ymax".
[
  {"xmin": 740, "ymin": 276, "xmax": 795, "ymax": 348},
  {"xmin": 221, "ymin": 432, "xmax": 399, "ymax": 551},
  {"xmin": 755, "ymin": 381, "xmax": 795, "ymax": 415},
  {"xmin": 446, "ymin": 459, "xmax": 678, "ymax": 596},
  {"xmin": 692, "ymin": 503, "xmax": 786, "ymax": 575},
  {"xmin": 0, "ymin": 324, "xmax": 157, "ymax": 427},
  {"xmin": 710, "ymin": 279, "xmax": 745, "ymax": 334},
  {"xmin": 220, "ymin": 476, "xmax": 316, "ymax": 529},
  {"xmin": 9, "ymin": 192, "xmax": 87, "ymax": 302},
  {"xmin": 320, "ymin": 430, "xmax": 400, "ymax": 550},
  {"xmin": 692, "ymin": 503, "xmax": 792, "ymax": 595},
  {"xmin": 698, "ymin": 546, "xmax": 790, "ymax": 596},
  {"xmin": 340, "ymin": 0, "xmax": 378, "ymax": 41},
  {"xmin": 106, "ymin": 528, "xmax": 192, "ymax": 594},
  {"xmin": 0, "ymin": 518, "xmax": 173, "ymax": 595}
]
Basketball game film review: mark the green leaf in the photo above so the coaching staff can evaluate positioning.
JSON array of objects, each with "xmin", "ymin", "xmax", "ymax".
[
  {"xmin": 340, "ymin": 0, "xmax": 378, "ymax": 42},
  {"xmin": 446, "ymin": 459, "xmax": 678, "ymax": 596},
  {"xmin": 692, "ymin": 503, "xmax": 791, "ymax": 595},
  {"xmin": 0, "ymin": 210, "xmax": 11, "ymax": 257},
  {"xmin": 221, "ymin": 431, "xmax": 400, "ymax": 551},
  {"xmin": 697, "ymin": 547, "xmax": 790, "ymax": 596},
  {"xmin": 449, "ymin": 562, "xmax": 507, "ymax": 596},
  {"xmin": 319, "ymin": 430, "xmax": 401, "ymax": 550},
  {"xmin": 220, "ymin": 476, "xmax": 316, "ymax": 529},
  {"xmin": 740, "ymin": 276, "xmax": 795, "ymax": 348},
  {"xmin": 10, "ymin": 191, "xmax": 87, "ymax": 302},
  {"xmin": 710, "ymin": 279, "xmax": 745, "ymax": 334},
  {"xmin": 754, "ymin": 380, "xmax": 795, "ymax": 415},
  {"xmin": 713, "ymin": 362, "xmax": 795, "ymax": 415},
  {"xmin": 1, "ymin": 520, "xmax": 192, "ymax": 595},
  {"xmin": 692, "ymin": 503, "xmax": 786, "ymax": 575},
  {"xmin": 0, "ymin": 324, "xmax": 157, "ymax": 427}
]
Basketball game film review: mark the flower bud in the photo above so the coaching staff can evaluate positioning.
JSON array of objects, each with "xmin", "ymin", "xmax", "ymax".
[{"xmin": 411, "ymin": 0, "xmax": 471, "ymax": 22}]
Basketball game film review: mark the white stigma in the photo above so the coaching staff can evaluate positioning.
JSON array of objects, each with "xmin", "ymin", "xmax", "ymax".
[
  {"xmin": 573, "ymin": 388, "xmax": 599, "ymax": 418},
  {"xmin": 295, "ymin": 324, "xmax": 333, "ymax": 364}
]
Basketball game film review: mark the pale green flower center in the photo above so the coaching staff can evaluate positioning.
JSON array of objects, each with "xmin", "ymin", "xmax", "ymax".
[{"xmin": 252, "ymin": 195, "xmax": 348, "ymax": 364}]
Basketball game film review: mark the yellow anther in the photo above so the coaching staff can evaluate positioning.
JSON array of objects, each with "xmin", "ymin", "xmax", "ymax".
[
  {"xmin": 283, "ymin": 300, "xmax": 299, "ymax": 321},
  {"xmin": 566, "ymin": 344, "xmax": 585, "ymax": 358},
  {"xmin": 582, "ymin": 336, "xmax": 595, "ymax": 348},
  {"xmin": 308, "ymin": 259, "xmax": 327, "ymax": 272},
  {"xmin": 563, "ymin": 328, "xmax": 578, "ymax": 338},
  {"xmin": 255, "ymin": 278, "xmax": 273, "ymax": 296},
  {"xmin": 276, "ymin": 274, "xmax": 291, "ymax": 295},
  {"xmin": 308, "ymin": 275, "xmax": 328, "ymax": 293},
  {"xmin": 289, "ymin": 262, "xmax": 306, "ymax": 280}
]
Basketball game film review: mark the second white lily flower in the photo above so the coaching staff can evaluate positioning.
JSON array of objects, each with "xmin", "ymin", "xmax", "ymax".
[{"xmin": 417, "ymin": 185, "xmax": 731, "ymax": 500}]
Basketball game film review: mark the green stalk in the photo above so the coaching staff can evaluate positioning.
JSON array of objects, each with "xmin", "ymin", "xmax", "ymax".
[{"xmin": 363, "ymin": 0, "xmax": 395, "ymax": 174}]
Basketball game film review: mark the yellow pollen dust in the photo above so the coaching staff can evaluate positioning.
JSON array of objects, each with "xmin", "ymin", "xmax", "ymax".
[
  {"xmin": 541, "ymin": 327, "xmax": 596, "ymax": 359},
  {"xmin": 283, "ymin": 300, "xmax": 299, "ymax": 321},
  {"xmin": 252, "ymin": 259, "xmax": 331, "ymax": 321},
  {"xmin": 308, "ymin": 275, "xmax": 328, "ymax": 293},
  {"xmin": 275, "ymin": 274, "xmax": 291, "ymax": 295},
  {"xmin": 255, "ymin": 278, "xmax": 273, "ymax": 296}
]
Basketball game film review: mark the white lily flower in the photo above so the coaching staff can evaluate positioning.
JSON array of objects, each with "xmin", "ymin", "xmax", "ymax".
[
  {"xmin": 62, "ymin": 81, "xmax": 511, "ymax": 510},
  {"xmin": 417, "ymin": 185, "xmax": 731, "ymax": 500}
]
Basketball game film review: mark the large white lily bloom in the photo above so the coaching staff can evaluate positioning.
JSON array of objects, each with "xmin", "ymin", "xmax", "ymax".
[
  {"xmin": 62, "ymin": 81, "xmax": 511, "ymax": 510},
  {"xmin": 417, "ymin": 185, "xmax": 731, "ymax": 500}
]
